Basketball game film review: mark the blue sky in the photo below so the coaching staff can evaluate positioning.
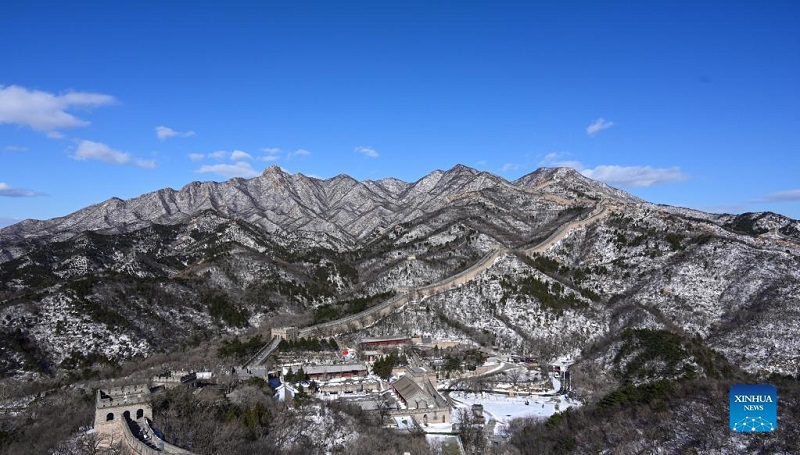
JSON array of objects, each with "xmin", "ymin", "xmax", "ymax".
[{"xmin": 1, "ymin": 1, "xmax": 799, "ymax": 227}]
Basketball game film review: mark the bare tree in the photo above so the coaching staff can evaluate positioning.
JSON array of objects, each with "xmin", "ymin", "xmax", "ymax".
[
  {"xmin": 468, "ymin": 374, "xmax": 498, "ymax": 394},
  {"xmin": 376, "ymin": 398, "xmax": 392, "ymax": 426},
  {"xmin": 457, "ymin": 408, "xmax": 486, "ymax": 455},
  {"xmin": 52, "ymin": 430, "xmax": 124, "ymax": 455},
  {"xmin": 505, "ymin": 368, "xmax": 524, "ymax": 387}
]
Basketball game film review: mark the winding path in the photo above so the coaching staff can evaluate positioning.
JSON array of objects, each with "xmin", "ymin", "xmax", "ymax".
[
  {"xmin": 525, "ymin": 203, "xmax": 607, "ymax": 255},
  {"xmin": 243, "ymin": 335, "xmax": 282, "ymax": 369},
  {"xmin": 248, "ymin": 202, "xmax": 608, "ymax": 365}
]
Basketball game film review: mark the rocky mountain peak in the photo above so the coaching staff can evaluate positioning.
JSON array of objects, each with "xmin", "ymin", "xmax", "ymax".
[
  {"xmin": 0, "ymin": 165, "xmax": 682, "ymax": 257},
  {"xmin": 261, "ymin": 165, "xmax": 285, "ymax": 176},
  {"xmin": 516, "ymin": 167, "xmax": 641, "ymax": 203},
  {"xmin": 445, "ymin": 163, "xmax": 479, "ymax": 175},
  {"xmin": 515, "ymin": 167, "xmax": 584, "ymax": 186}
]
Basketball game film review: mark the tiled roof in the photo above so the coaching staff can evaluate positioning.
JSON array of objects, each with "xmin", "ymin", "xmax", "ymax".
[
  {"xmin": 304, "ymin": 363, "xmax": 367, "ymax": 375},
  {"xmin": 392, "ymin": 376, "xmax": 433, "ymax": 409}
]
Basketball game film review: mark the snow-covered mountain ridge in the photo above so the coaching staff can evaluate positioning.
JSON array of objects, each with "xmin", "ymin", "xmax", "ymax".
[
  {"xmin": 0, "ymin": 165, "xmax": 638, "ymax": 259},
  {"xmin": 0, "ymin": 165, "xmax": 798, "ymax": 382}
]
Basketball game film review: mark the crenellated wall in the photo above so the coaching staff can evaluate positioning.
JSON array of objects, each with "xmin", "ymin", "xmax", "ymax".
[
  {"xmin": 297, "ymin": 247, "xmax": 507, "ymax": 338},
  {"xmin": 94, "ymin": 385, "xmax": 153, "ymax": 441},
  {"xmin": 244, "ymin": 203, "xmax": 606, "ymax": 362},
  {"xmin": 94, "ymin": 385, "xmax": 196, "ymax": 454}
]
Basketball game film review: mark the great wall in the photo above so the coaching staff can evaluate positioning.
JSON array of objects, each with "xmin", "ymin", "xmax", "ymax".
[
  {"xmin": 243, "ymin": 202, "xmax": 608, "ymax": 368},
  {"xmin": 94, "ymin": 385, "xmax": 195, "ymax": 454},
  {"xmin": 87, "ymin": 202, "xmax": 609, "ymax": 453}
]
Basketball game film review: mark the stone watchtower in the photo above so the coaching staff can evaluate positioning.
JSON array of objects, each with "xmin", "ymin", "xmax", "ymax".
[
  {"xmin": 94, "ymin": 385, "xmax": 153, "ymax": 443},
  {"xmin": 270, "ymin": 326, "xmax": 299, "ymax": 341}
]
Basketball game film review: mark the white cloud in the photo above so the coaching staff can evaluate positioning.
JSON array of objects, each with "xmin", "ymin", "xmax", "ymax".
[
  {"xmin": 539, "ymin": 153, "xmax": 686, "ymax": 187},
  {"xmin": 196, "ymin": 162, "xmax": 260, "ymax": 179},
  {"xmin": 586, "ymin": 117, "xmax": 614, "ymax": 136},
  {"xmin": 155, "ymin": 125, "xmax": 195, "ymax": 141},
  {"xmin": 759, "ymin": 189, "xmax": 800, "ymax": 202},
  {"xmin": 262, "ymin": 147, "xmax": 281, "ymax": 154},
  {"xmin": 0, "ymin": 84, "xmax": 115, "ymax": 134},
  {"xmin": 190, "ymin": 150, "xmax": 255, "ymax": 162},
  {"xmin": 539, "ymin": 152, "xmax": 583, "ymax": 169},
  {"xmin": 71, "ymin": 140, "xmax": 155, "ymax": 168},
  {"xmin": 0, "ymin": 182, "xmax": 46, "ymax": 197},
  {"xmin": 3, "ymin": 145, "xmax": 27, "ymax": 152},
  {"xmin": 292, "ymin": 148, "xmax": 311, "ymax": 157},
  {"xmin": 260, "ymin": 154, "xmax": 281, "ymax": 162},
  {"xmin": 580, "ymin": 165, "xmax": 687, "ymax": 187},
  {"xmin": 355, "ymin": 146, "xmax": 379, "ymax": 158},
  {"xmin": 230, "ymin": 150, "xmax": 252, "ymax": 161}
]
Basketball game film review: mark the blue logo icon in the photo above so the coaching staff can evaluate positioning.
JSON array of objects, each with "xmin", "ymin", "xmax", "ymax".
[{"xmin": 729, "ymin": 384, "xmax": 777, "ymax": 433}]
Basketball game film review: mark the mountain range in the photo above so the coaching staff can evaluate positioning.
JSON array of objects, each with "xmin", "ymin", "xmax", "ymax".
[
  {"xmin": 1, "ymin": 164, "xmax": 798, "ymax": 380},
  {"xmin": 2, "ymin": 164, "xmax": 800, "ymax": 452}
]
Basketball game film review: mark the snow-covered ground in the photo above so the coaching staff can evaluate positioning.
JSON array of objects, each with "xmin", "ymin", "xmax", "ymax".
[
  {"xmin": 450, "ymin": 387, "xmax": 578, "ymax": 436},
  {"xmin": 422, "ymin": 421, "xmax": 453, "ymax": 434},
  {"xmin": 393, "ymin": 415, "xmax": 416, "ymax": 430}
]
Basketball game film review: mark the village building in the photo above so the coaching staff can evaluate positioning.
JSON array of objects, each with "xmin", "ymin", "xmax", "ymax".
[
  {"xmin": 304, "ymin": 363, "xmax": 368, "ymax": 381},
  {"xmin": 337, "ymin": 390, "xmax": 398, "ymax": 412},
  {"xmin": 390, "ymin": 367, "xmax": 450, "ymax": 426},
  {"xmin": 360, "ymin": 349, "xmax": 381, "ymax": 362},
  {"xmin": 393, "ymin": 376, "xmax": 435, "ymax": 410},
  {"xmin": 317, "ymin": 377, "xmax": 383, "ymax": 395},
  {"xmin": 410, "ymin": 336, "xmax": 462, "ymax": 350},
  {"xmin": 275, "ymin": 383, "xmax": 298, "ymax": 403},
  {"xmin": 359, "ymin": 335, "xmax": 411, "ymax": 351}
]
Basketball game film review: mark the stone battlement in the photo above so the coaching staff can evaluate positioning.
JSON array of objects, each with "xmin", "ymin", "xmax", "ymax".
[
  {"xmin": 94, "ymin": 385, "xmax": 153, "ymax": 436},
  {"xmin": 96, "ymin": 384, "xmax": 152, "ymax": 409}
]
